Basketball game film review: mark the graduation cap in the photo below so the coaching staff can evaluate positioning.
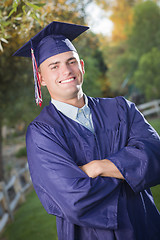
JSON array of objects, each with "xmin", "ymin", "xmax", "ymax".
[{"xmin": 13, "ymin": 21, "xmax": 89, "ymax": 106}]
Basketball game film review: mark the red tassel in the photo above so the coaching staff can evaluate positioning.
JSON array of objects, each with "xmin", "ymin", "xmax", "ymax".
[{"xmin": 31, "ymin": 48, "xmax": 42, "ymax": 106}]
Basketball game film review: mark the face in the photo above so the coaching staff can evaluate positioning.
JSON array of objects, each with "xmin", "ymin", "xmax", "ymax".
[{"xmin": 39, "ymin": 51, "xmax": 85, "ymax": 102}]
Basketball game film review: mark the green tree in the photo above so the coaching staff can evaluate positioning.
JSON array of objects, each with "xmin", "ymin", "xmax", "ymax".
[
  {"xmin": 94, "ymin": 0, "xmax": 138, "ymax": 97},
  {"xmin": 106, "ymin": 44, "xmax": 126, "ymax": 94},
  {"xmin": 0, "ymin": 0, "xmax": 46, "ymax": 51},
  {"xmin": 127, "ymin": 1, "xmax": 160, "ymax": 100},
  {"xmin": 133, "ymin": 48, "xmax": 160, "ymax": 100},
  {"xmin": 105, "ymin": 1, "xmax": 160, "ymax": 100},
  {"xmin": 128, "ymin": 0, "xmax": 160, "ymax": 58}
]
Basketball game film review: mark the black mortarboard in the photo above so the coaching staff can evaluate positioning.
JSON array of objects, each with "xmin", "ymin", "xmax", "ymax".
[{"xmin": 13, "ymin": 21, "xmax": 89, "ymax": 106}]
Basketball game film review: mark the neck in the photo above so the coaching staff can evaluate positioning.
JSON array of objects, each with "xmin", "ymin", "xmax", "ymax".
[{"xmin": 52, "ymin": 90, "xmax": 85, "ymax": 108}]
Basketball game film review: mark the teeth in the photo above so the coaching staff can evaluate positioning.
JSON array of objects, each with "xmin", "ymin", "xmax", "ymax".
[{"xmin": 61, "ymin": 78, "xmax": 74, "ymax": 83}]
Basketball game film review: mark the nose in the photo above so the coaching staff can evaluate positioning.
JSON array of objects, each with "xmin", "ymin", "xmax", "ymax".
[{"xmin": 62, "ymin": 63, "xmax": 72, "ymax": 75}]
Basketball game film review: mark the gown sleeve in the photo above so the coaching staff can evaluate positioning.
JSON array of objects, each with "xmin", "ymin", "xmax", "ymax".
[
  {"xmin": 26, "ymin": 122, "xmax": 122, "ymax": 229},
  {"xmin": 108, "ymin": 96, "xmax": 160, "ymax": 194}
]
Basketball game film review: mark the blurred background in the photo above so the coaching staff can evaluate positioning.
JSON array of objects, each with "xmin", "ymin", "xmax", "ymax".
[{"xmin": 0, "ymin": 0, "xmax": 160, "ymax": 239}]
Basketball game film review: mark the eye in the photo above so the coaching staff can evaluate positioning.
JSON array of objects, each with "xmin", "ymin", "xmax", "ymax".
[
  {"xmin": 69, "ymin": 60, "xmax": 76, "ymax": 65},
  {"xmin": 51, "ymin": 65, "xmax": 58, "ymax": 70}
]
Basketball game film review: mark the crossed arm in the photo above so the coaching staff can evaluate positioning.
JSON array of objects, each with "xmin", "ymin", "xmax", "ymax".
[{"xmin": 79, "ymin": 159, "xmax": 124, "ymax": 179}]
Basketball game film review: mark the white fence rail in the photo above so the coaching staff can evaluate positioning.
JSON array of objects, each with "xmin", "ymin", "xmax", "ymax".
[
  {"xmin": 0, "ymin": 163, "xmax": 32, "ymax": 233},
  {"xmin": 138, "ymin": 99, "xmax": 160, "ymax": 117}
]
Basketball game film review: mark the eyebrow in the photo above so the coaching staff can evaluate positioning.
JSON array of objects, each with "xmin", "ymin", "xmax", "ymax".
[
  {"xmin": 67, "ymin": 57, "xmax": 77, "ymax": 62},
  {"xmin": 48, "ymin": 57, "xmax": 77, "ymax": 67},
  {"xmin": 48, "ymin": 61, "xmax": 60, "ymax": 67}
]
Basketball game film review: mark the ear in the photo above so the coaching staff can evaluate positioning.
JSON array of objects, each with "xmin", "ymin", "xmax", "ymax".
[
  {"xmin": 80, "ymin": 59, "xmax": 85, "ymax": 74},
  {"xmin": 38, "ymin": 72, "xmax": 46, "ymax": 86}
]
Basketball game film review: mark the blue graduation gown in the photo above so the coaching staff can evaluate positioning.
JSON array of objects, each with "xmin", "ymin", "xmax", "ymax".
[{"xmin": 26, "ymin": 96, "xmax": 160, "ymax": 240}]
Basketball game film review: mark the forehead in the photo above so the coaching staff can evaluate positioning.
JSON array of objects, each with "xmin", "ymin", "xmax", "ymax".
[{"xmin": 42, "ymin": 51, "xmax": 79, "ymax": 65}]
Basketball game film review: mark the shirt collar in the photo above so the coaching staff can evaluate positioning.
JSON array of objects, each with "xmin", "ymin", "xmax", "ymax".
[{"xmin": 51, "ymin": 94, "xmax": 89, "ymax": 120}]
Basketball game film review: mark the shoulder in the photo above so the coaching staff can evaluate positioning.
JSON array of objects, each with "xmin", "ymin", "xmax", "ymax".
[
  {"xmin": 30, "ymin": 102, "xmax": 65, "ymax": 128},
  {"xmin": 88, "ymin": 96, "xmax": 142, "ymax": 129},
  {"xmin": 26, "ymin": 102, "xmax": 64, "ymax": 139},
  {"xmin": 88, "ymin": 95, "xmax": 136, "ymax": 115},
  {"xmin": 33, "ymin": 102, "xmax": 56, "ymax": 125}
]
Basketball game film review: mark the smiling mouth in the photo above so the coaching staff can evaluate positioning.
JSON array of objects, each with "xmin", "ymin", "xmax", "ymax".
[{"xmin": 59, "ymin": 77, "xmax": 75, "ymax": 84}]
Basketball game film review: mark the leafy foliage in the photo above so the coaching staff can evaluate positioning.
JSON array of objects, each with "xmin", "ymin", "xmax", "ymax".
[
  {"xmin": 0, "ymin": 0, "xmax": 45, "ymax": 51},
  {"xmin": 110, "ymin": 0, "xmax": 134, "ymax": 43},
  {"xmin": 128, "ymin": 0, "xmax": 160, "ymax": 57},
  {"xmin": 133, "ymin": 48, "xmax": 160, "ymax": 100},
  {"xmin": 100, "ymin": 1, "xmax": 160, "ymax": 102},
  {"xmin": 127, "ymin": 1, "xmax": 160, "ymax": 100},
  {"xmin": 94, "ymin": 0, "xmax": 137, "ymax": 97}
]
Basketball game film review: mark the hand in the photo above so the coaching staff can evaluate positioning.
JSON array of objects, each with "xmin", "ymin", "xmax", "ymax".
[
  {"xmin": 79, "ymin": 159, "xmax": 124, "ymax": 179},
  {"xmin": 79, "ymin": 160, "xmax": 101, "ymax": 178}
]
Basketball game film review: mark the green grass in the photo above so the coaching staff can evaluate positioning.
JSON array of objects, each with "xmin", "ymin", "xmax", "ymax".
[
  {"xmin": 151, "ymin": 185, "xmax": 160, "ymax": 211},
  {"xmin": 148, "ymin": 117, "xmax": 160, "ymax": 135},
  {"xmin": 0, "ymin": 190, "xmax": 58, "ymax": 240},
  {"xmin": 15, "ymin": 146, "xmax": 27, "ymax": 158}
]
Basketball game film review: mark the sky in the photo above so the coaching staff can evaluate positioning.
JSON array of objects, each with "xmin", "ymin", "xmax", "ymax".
[{"xmin": 86, "ymin": 2, "xmax": 113, "ymax": 36}]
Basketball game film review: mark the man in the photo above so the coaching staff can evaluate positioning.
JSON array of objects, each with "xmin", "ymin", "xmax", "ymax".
[{"xmin": 13, "ymin": 21, "xmax": 160, "ymax": 240}]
